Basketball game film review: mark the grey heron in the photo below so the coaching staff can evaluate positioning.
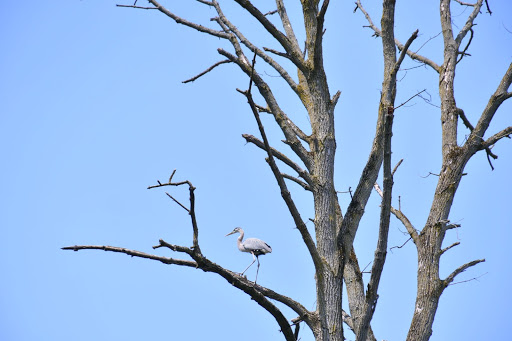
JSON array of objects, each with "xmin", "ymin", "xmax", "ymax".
[{"xmin": 225, "ymin": 227, "xmax": 272, "ymax": 284}]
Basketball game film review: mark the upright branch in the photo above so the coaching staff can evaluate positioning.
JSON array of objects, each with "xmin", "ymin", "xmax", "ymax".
[
  {"xmin": 66, "ymin": 1, "xmax": 512, "ymax": 341},
  {"xmin": 238, "ymin": 55, "xmax": 322, "ymax": 274},
  {"xmin": 147, "ymin": 171, "xmax": 200, "ymax": 250},
  {"xmin": 355, "ymin": 0, "xmax": 440, "ymax": 72},
  {"xmin": 338, "ymin": 0, "xmax": 418, "ymax": 264},
  {"xmin": 341, "ymin": 3, "xmax": 419, "ymax": 340},
  {"xmin": 356, "ymin": 108, "xmax": 394, "ymax": 341},
  {"xmin": 234, "ymin": 0, "xmax": 306, "ymax": 72}
]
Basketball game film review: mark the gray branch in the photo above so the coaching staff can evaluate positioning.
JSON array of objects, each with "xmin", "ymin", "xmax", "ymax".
[
  {"xmin": 355, "ymin": 0, "xmax": 440, "ymax": 72},
  {"xmin": 242, "ymin": 133, "xmax": 312, "ymax": 185},
  {"xmin": 444, "ymin": 259, "xmax": 485, "ymax": 286}
]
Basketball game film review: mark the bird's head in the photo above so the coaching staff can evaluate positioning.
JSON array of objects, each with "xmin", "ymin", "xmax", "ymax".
[{"xmin": 225, "ymin": 227, "xmax": 242, "ymax": 237}]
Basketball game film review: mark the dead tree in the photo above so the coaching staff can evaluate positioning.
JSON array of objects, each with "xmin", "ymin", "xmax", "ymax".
[{"xmin": 63, "ymin": 1, "xmax": 512, "ymax": 341}]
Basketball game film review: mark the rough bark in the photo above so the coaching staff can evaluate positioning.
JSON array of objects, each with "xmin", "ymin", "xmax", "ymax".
[{"xmin": 63, "ymin": 1, "xmax": 511, "ymax": 341}]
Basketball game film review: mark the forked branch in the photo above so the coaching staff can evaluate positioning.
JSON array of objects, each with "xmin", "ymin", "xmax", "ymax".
[
  {"xmin": 238, "ymin": 55, "xmax": 321, "ymax": 272},
  {"xmin": 242, "ymin": 133, "xmax": 312, "ymax": 186},
  {"xmin": 356, "ymin": 106, "xmax": 394, "ymax": 341},
  {"xmin": 148, "ymin": 172, "xmax": 199, "ymax": 249},
  {"xmin": 355, "ymin": 0, "xmax": 440, "ymax": 72},
  {"xmin": 61, "ymin": 244, "xmax": 198, "ymax": 267},
  {"xmin": 374, "ymin": 183, "xmax": 419, "ymax": 243},
  {"xmin": 64, "ymin": 170, "xmax": 315, "ymax": 340}
]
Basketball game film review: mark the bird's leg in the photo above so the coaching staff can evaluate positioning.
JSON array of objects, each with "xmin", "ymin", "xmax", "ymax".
[
  {"xmin": 241, "ymin": 253, "xmax": 257, "ymax": 276},
  {"xmin": 254, "ymin": 256, "xmax": 261, "ymax": 284}
]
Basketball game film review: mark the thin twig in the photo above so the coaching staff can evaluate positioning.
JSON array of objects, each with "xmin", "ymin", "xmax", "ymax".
[
  {"xmin": 444, "ymin": 259, "xmax": 486, "ymax": 285},
  {"xmin": 116, "ymin": 4, "xmax": 157, "ymax": 9},
  {"xmin": 394, "ymin": 89, "xmax": 427, "ymax": 110},
  {"xmin": 449, "ymin": 272, "xmax": 488, "ymax": 286},
  {"xmin": 390, "ymin": 237, "xmax": 412, "ymax": 252},
  {"xmin": 183, "ymin": 60, "xmax": 231, "ymax": 83},
  {"xmin": 457, "ymin": 28, "xmax": 474, "ymax": 63},
  {"xmin": 165, "ymin": 192, "xmax": 189, "ymax": 212}
]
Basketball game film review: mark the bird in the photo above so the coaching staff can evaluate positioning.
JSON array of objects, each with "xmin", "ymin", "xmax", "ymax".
[{"xmin": 225, "ymin": 227, "xmax": 272, "ymax": 284}]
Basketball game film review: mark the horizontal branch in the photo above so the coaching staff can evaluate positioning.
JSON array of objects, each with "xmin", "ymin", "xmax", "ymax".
[
  {"xmin": 61, "ymin": 245, "xmax": 198, "ymax": 267},
  {"xmin": 153, "ymin": 238, "xmax": 194, "ymax": 255},
  {"xmin": 116, "ymin": 4, "xmax": 157, "ymax": 10},
  {"xmin": 62, "ymin": 242, "xmax": 313, "ymax": 336}
]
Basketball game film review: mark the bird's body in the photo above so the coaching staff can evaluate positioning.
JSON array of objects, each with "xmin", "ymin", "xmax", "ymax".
[{"xmin": 226, "ymin": 227, "xmax": 271, "ymax": 283}]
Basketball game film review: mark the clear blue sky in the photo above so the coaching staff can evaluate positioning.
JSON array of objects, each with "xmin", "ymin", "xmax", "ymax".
[{"xmin": 1, "ymin": 1, "xmax": 511, "ymax": 340}]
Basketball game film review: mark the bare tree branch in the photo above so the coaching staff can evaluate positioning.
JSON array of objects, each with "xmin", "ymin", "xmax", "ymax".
[
  {"xmin": 455, "ymin": 0, "xmax": 483, "ymax": 45},
  {"xmin": 449, "ymin": 272, "xmax": 488, "ymax": 286},
  {"xmin": 444, "ymin": 259, "xmax": 485, "ymax": 286},
  {"xmin": 342, "ymin": 310, "xmax": 356, "ymax": 335},
  {"xmin": 233, "ymin": 0, "xmax": 306, "ymax": 72},
  {"xmin": 153, "ymin": 239, "xmax": 194, "ymax": 255},
  {"xmin": 392, "ymin": 158, "xmax": 404, "ymax": 176},
  {"xmin": 65, "ymin": 166, "xmax": 316, "ymax": 340},
  {"xmin": 357, "ymin": 106, "xmax": 394, "ymax": 341},
  {"xmin": 394, "ymin": 89, "xmax": 427, "ymax": 111},
  {"xmin": 275, "ymin": 0, "xmax": 302, "ymax": 54},
  {"xmin": 165, "ymin": 192, "xmax": 189, "ymax": 212},
  {"xmin": 392, "ymin": 29, "xmax": 419, "ymax": 78},
  {"xmin": 453, "ymin": 0, "xmax": 478, "ymax": 6},
  {"xmin": 242, "ymin": 133, "xmax": 312, "ymax": 185},
  {"xmin": 471, "ymin": 62, "xmax": 512, "ymax": 147},
  {"xmin": 61, "ymin": 244, "xmax": 198, "ymax": 267},
  {"xmin": 148, "ymin": 175, "xmax": 199, "ymax": 249},
  {"xmin": 239, "ymin": 56, "xmax": 322, "ymax": 272},
  {"xmin": 217, "ymin": 48, "xmax": 313, "ymax": 170},
  {"xmin": 374, "ymin": 183, "xmax": 419, "ymax": 243},
  {"xmin": 63, "ymin": 244, "xmax": 301, "ymax": 340},
  {"xmin": 116, "ymin": 4, "xmax": 157, "ymax": 10},
  {"xmin": 355, "ymin": 0, "xmax": 441, "ymax": 72},
  {"xmin": 146, "ymin": 0, "xmax": 230, "ymax": 39},
  {"xmin": 457, "ymin": 28, "xmax": 474, "ymax": 64},
  {"xmin": 344, "ymin": 248, "xmax": 378, "ymax": 341},
  {"xmin": 281, "ymin": 173, "xmax": 311, "ymax": 190},
  {"xmin": 211, "ymin": 1, "xmax": 302, "ymax": 96},
  {"xmin": 440, "ymin": 241, "xmax": 460, "ymax": 255},
  {"xmin": 481, "ymin": 126, "xmax": 512, "ymax": 149},
  {"xmin": 182, "ymin": 60, "xmax": 231, "ymax": 83}
]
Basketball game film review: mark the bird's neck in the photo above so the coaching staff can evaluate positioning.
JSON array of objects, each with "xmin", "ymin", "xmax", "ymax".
[{"xmin": 237, "ymin": 232, "xmax": 244, "ymax": 250}]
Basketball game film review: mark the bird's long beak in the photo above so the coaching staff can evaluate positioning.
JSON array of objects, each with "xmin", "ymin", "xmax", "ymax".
[{"xmin": 225, "ymin": 230, "xmax": 236, "ymax": 237}]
